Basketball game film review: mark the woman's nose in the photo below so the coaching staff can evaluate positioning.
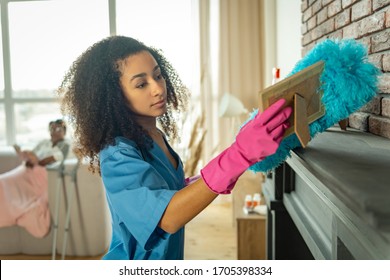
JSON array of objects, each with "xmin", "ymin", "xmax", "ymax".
[{"xmin": 151, "ymin": 80, "xmax": 164, "ymax": 96}]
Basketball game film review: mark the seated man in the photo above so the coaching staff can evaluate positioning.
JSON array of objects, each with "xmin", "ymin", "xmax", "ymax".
[
  {"xmin": 0, "ymin": 119, "xmax": 70, "ymax": 238},
  {"xmin": 15, "ymin": 119, "xmax": 69, "ymax": 168}
]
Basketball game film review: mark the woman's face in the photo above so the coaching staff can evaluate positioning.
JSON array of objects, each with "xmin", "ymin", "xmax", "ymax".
[{"xmin": 119, "ymin": 51, "xmax": 167, "ymax": 118}]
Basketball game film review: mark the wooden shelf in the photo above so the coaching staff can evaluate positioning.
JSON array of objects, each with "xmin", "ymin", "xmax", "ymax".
[{"xmin": 232, "ymin": 172, "xmax": 266, "ymax": 260}]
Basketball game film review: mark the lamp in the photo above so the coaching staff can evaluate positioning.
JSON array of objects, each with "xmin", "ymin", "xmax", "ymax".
[
  {"xmin": 219, "ymin": 92, "xmax": 248, "ymax": 117},
  {"xmin": 218, "ymin": 93, "xmax": 248, "ymax": 143}
]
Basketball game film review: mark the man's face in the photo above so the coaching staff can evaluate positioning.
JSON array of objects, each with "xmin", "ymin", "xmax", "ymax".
[{"xmin": 49, "ymin": 123, "xmax": 65, "ymax": 142}]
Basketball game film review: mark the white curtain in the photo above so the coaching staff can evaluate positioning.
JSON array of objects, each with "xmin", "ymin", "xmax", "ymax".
[{"xmin": 198, "ymin": 0, "xmax": 268, "ymax": 161}]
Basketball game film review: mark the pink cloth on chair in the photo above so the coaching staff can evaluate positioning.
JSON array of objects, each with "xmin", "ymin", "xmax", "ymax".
[{"xmin": 0, "ymin": 164, "xmax": 50, "ymax": 238}]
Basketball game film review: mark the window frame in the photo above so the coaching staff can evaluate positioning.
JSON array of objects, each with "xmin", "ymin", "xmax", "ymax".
[
  {"xmin": 0, "ymin": 0, "xmax": 115, "ymax": 146},
  {"xmin": 0, "ymin": 0, "xmax": 198, "ymax": 149}
]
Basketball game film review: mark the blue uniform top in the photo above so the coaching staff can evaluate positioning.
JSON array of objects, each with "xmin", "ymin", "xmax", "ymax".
[{"xmin": 99, "ymin": 136, "xmax": 185, "ymax": 260}]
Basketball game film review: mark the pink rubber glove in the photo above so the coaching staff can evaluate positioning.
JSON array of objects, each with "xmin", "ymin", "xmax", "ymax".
[{"xmin": 200, "ymin": 98, "xmax": 292, "ymax": 194}]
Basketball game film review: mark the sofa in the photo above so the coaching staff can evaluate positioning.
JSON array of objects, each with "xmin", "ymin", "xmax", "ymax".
[{"xmin": 0, "ymin": 146, "xmax": 111, "ymax": 258}]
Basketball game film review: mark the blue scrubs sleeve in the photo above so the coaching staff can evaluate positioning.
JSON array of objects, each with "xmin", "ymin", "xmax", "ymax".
[{"xmin": 100, "ymin": 146, "xmax": 176, "ymax": 251}]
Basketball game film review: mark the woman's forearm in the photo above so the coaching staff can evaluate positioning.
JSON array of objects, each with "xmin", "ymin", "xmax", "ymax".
[{"xmin": 158, "ymin": 178, "xmax": 218, "ymax": 234}]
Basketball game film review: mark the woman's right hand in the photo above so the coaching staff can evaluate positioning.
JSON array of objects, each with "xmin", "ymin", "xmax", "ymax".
[
  {"xmin": 234, "ymin": 98, "xmax": 292, "ymax": 163},
  {"xmin": 200, "ymin": 98, "xmax": 292, "ymax": 194}
]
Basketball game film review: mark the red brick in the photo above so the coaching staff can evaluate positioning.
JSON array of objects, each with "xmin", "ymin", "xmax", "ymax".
[
  {"xmin": 328, "ymin": 0, "xmax": 342, "ymax": 17},
  {"xmin": 313, "ymin": 0, "xmax": 323, "ymax": 14},
  {"xmin": 373, "ymin": 0, "xmax": 390, "ymax": 11},
  {"xmin": 302, "ymin": 22, "xmax": 308, "ymax": 35},
  {"xmin": 323, "ymin": 0, "xmax": 334, "ymax": 6},
  {"xmin": 303, "ymin": 32, "xmax": 313, "ymax": 45},
  {"xmin": 327, "ymin": 29, "xmax": 344, "ymax": 39},
  {"xmin": 378, "ymin": 72, "xmax": 390, "ymax": 93},
  {"xmin": 383, "ymin": 53, "xmax": 390, "ymax": 71},
  {"xmin": 335, "ymin": 8, "xmax": 351, "ymax": 28},
  {"xmin": 343, "ymin": 22, "xmax": 359, "ymax": 38},
  {"xmin": 307, "ymin": 0, "xmax": 390, "ymax": 141},
  {"xmin": 303, "ymin": 6, "xmax": 313, "ymax": 22},
  {"xmin": 358, "ymin": 12, "xmax": 385, "ymax": 37},
  {"xmin": 302, "ymin": 42, "xmax": 316, "ymax": 55},
  {"xmin": 342, "ymin": 0, "xmax": 360, "ymax": 9},
  {"xmin": 369, "ymin": 115, "xmax": 390, "ymax": 139},
  {"xmin": 357, "ymin": 37, "xmax": 372, "ymax": 53},
  {"xmin": 349, "ymin": 112, "xmax": 370, "ymax": 131},
  {"xmin": 313, "ymin": 18, "xmax": 335, "ymax": 39},
  {"xmin": 302, "ymin": 0, "xmax": 309, "ymax": 12},
  {"xmin": 368, "ymin": 53, "xmax": 384, "ymax": 70},
  {"xmin": 360, "ymin": 94, "xmax": 382, "ymax": 114},
  {"xmin": 382, "ymin": 96, "xmax": 390, "ymax": 117},
  {"xmin": 371, "ymin": 28, "xmax": 390, "ymax": 52},
  {"xmin": 352, "ymin": 0, "xmax": 372, "ymax": 21},
  {"xmin": 318, "ymin": 7, "xmax": 328, "ymax": 23},
  {"xmin": 308, "ymin": 15, "xmax": 317, "ymax": 30}
]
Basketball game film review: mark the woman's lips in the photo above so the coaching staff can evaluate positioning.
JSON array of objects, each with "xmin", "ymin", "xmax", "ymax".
[{"xmin": 152, "ymin": 99, "xmax": 165, "ymax": 107}]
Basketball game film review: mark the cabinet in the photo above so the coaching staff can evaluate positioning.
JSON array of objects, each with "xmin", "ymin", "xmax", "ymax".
[
  {"xmin": 263, "ymin": 127, "xmax": 390, "ymax": 259},
  {"xmin": 232, "ymin": 173, "xmax": 266, "ymax": 259},
  {"xmin": 236, "ymin": 211, "xmax": 266, "ymax": 259}
]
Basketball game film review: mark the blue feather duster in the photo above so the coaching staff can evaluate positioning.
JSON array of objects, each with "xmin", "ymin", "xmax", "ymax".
[{"xmin": 246, "ymin": 39, "xmax": 380, "ymax": 173}]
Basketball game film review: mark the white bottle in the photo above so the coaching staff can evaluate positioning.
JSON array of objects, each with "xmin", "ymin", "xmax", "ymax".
[
  {"xmin": 244, "ymin": 194, "xmax": 253, "ymax": 210},
  {"xmin": 252, "ymin": 193, "xmax": 261, "ymax": 208}
]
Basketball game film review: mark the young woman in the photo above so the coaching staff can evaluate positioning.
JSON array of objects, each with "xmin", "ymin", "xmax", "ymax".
[{"xmin": 58, "ymin": 36, "xmax": 291, "ymax": 260}]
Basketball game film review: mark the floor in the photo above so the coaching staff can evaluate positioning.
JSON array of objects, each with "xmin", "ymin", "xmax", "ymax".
[
  {"xmin": 0, "ymin": 201, "xmax": 237, "ymax": 260},
  {"xmin": 184, "ymin": 201, "xmax": 236, "ymax": 260}
]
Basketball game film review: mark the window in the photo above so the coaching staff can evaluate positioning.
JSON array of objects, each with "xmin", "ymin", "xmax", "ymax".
[
  {"xmin": 116, "ymin": 0, "xmax": 195, "ymax": 92},
  {"xmin": 2, "ymin": 0, "xmax": 109, "ymax": 146},
  {"xmin": 8, "ymin": 0, "xmax": 108, "ymax": 94},
  {"xmin": 1, "ymin": 0, "xmax": 198, "ymax": 150},
  {"xmin": 116, "ymin": 0, "xmax": 198, "ymax": 156},
  {"xmin": 14, "ymin": 102, "xmax": 61, "ymax": 148}
]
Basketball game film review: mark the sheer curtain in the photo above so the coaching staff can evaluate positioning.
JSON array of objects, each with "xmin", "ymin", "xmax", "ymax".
[{"xmin": 198, "ymin": 0, "xmax": 268, "ymax": 162}]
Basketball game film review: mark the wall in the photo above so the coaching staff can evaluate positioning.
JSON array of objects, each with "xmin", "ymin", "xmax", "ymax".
[
  {"xmin": 301, "ymin": 0, "xmax": 390, "ymax": 139},
  {"xmin": 263, "ymin": 0, "xmax": 302, "ymax": 86},
  {"xmin": 276, "ymin": 0, "xmax": 302, "ymax": 80}
]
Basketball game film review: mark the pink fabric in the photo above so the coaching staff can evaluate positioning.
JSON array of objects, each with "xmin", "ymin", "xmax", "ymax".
[
  {"xmin": 201, "ymin": 99, "xmax": 292, "ymax": 194},
  {"xmin": 0, "ymin": 164, "xmax": 50, "ymax": 238},
  {"xmin": 184, "ymin": 174, "xmax": 201, "ymax": 186}
]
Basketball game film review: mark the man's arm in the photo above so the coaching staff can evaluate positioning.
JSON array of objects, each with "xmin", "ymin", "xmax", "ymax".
[{"xmin": 38, "ymin": 156, "xmax": 56, "ymax": 166}]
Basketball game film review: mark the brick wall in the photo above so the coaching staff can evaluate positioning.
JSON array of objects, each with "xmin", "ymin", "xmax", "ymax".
[{"xmin": 301, "ymin": 0, "xmax": 390, "ymax": 139}]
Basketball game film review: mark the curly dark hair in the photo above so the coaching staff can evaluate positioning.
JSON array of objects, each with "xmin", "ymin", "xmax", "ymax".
[{"xmin": 58, "ymin": 36, "xmax": 189, "ymax": 173}]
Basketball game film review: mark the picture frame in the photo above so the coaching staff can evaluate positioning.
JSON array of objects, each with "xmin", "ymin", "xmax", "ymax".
[{"xmin": 259, "ymin": 60, "xmax": 325, "ymax": 143}]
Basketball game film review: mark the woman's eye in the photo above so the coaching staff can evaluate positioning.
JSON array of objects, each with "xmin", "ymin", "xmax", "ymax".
[
  {"xmin": 136, "ymin": 83, "xmax": 146, "ymax": 89},
  {"xmin": 156, "ymin": 74, "xmax": 163, "ymax": 80}
]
